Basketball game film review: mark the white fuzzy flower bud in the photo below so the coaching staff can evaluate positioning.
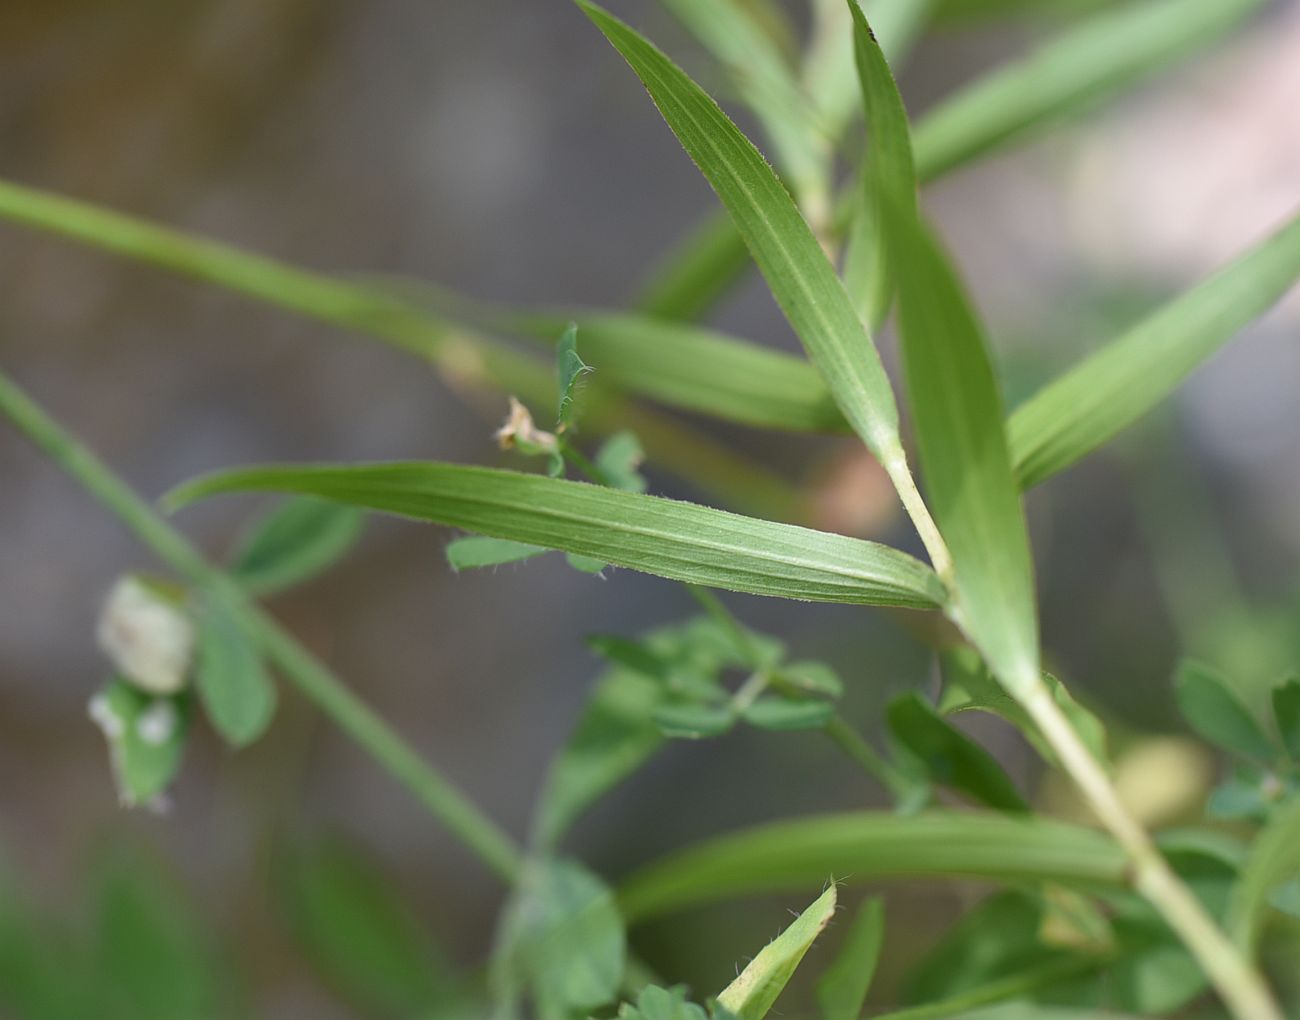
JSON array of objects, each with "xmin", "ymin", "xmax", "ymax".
[{"xmin": 96, "ymin": 576, "xmax": 195, "ymax": 694}]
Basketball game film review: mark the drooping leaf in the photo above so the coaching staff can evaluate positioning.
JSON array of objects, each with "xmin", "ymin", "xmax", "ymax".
[
  {"xmin": 494, "ymin": 858, "xmax": 626, "ymax": 1020},
  {"xmin": 742, "ymin": 695, "xmax": 835, "ymax": 732},
  {"xmin": 1270, "ymin": 676, "xmax": 1300, "ymax": 761},
  {"xmin": 883, "ymin": 202, "xmax": 1039, "ymax": 693},
  {"xmin": 714, "ymin": 886, "xmax": 837, "ymax": 1020},
  {"xmin": 595, "ymin": 431, "xmax": 649, "ymax": 493},
  {"xmin": 887, "ymin": 692, "xmax": 1029, "ymax": 812},
  {"xmin": 816, "ymin": 897, "xmax": 885, "ymax": 1020},
  {"xmin": 576, "ymin": 0, "xmax": 903, "ymax": 464},
  {"xmin": 617, "ymin": 812, "xmax": 1126, "ymax": 921},
  {"xmin": 87, "ymin": 679, "xmax": 190, "ymax": 808},
  {"xmin": 1009, "ymin": 210, "xmax": 1300, "ymax": 488},
  {"xmin": 1173, "ymin": 660, "xmax": 1274, "ymax": 762},
  {"xmin": 168, "ymin": 464, "xmax": 947, "ymax": 609},
  {"xmin": 194, "ymin": 595, "xmax": 276, "ymax": 747},
  {"xmin": 911, "ymin": 0, "xmax": 1266, "ymax": 181},
  {"xmin": 555, "ymin": 323, "xmax": 591, "ymax": 430},
  {"xmin": 276, "ymin": 836, "xmax": 454, "ymax": 1017},
  {"xmin": 1226, "ymin": 799, "xmax": 1300, "ymax": 957},
  {"xmin": 446, "ymin": 535, "xmax": 548, "ymax": 571},
  {"xmin": 230, "ymin": 496, "xmax": 363, "ymax": 596}
]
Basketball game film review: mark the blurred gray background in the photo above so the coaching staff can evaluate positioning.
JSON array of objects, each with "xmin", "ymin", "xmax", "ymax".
[{"xmin": 1, "ymin": 1, "xmax": 1297, "ymax": 1015}]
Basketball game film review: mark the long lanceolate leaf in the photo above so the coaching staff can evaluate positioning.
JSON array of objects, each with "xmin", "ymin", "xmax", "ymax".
[
  {"xmin": 1008, "ymin": 211, "xmax": 1300, "ymax": 488},
  {"xmin": 168, "ymin": 464, "xmax": 946, "ymax": 609},
  {"xmin": 577, "ymin": 1, "xmax": 903, "ymax": 464},
  {"xmin": 911, "ymin": 0, "xmax": 1267, "ymax": 181},
  {"xmin": 617, "ymin": 812, "xmax": 1126, "ymax": 922}
]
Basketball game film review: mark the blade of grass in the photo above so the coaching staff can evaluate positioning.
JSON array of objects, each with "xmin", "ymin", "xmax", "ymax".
[
  {"xmin": 1227, "ymin": 799, "xmax": 1300, "ymax": 958},
  {"xmin": 167, "ymin": 463, "xmax": 947, "ymax": 609},
  {"xmin": 911, "ymin": 0, "xmax": 1266, "ymax": 181},
  {"xmin": 1008, "ymin": 210, "xmax": 1300, "ymax": 488},
  {"xmin": 617, "ymin": 811, "xmax": 1128, "ymax": 922},
  {"xmin": 576, "ymin": 1, "xmax": 901, "ymax": 463},
  {"xmin": 0, "ymin": 369, "xmax": 523, "ymax": 885}
]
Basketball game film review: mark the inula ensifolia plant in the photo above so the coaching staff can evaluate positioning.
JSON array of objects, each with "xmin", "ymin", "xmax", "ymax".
[{"xmin": 2, "ymin": 0, "xmax": 1299, "ymax": 1017}]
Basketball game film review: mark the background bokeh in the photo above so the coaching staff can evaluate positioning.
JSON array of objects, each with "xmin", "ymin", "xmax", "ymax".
[{"xmin": 1, "ymin": 1, "xmax": 1297, "ymax": 1016}]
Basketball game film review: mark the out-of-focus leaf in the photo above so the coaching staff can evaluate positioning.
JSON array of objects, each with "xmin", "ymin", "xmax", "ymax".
[
  {"xmin": 911, "ymin": 0, "xmax": 1266, "ymax": 181},
  {"xmin": 652, "ymin": 702, "xmax": 737, "ymax": 740},
  {"xmin": 446, "ymin": 535, "xmax": 547, "ymax": 570},
  {"xmin": 87, "ymin": 679, "xmax": 189, "ymax": 807},
  {"xmin": 884, "ymin": 201, "xmax": 1039, "ymax": 695},
  {"xmin": 1227, "ymin": 799, "xmax": 1300, "ymax": 957},
  {"xmin": 195, "ymin": 595, "xmax": 276, "ymax": 747},
  {"xmin": 230, "ymin": 496, "xmax": 363, "ymax": 596},
  {"xmin": 555, "ymin": 323, "xmax": 590, "ymax": 430},
  {"xmin": 635, "ymin": 211, "xmax": 755, "ymax": 321},
  {"xmin": 495, "ymin": 858, "xmax": 626, "ymax": 1020},
  {"xmin": 566, "ymin": 552, "xmax": 608, "ymax": 574},
  {"xmin": 510, "ymin": 311, "xmax": 844, "ymax": 433},
  {"xmin": 1271, "ymin": 676, "xmax": 1300, "ymax": 761},
  {"xmin": 277, "ymin": 837, "xmax": 453, "ymax": 1017},
  {"xmin": 887, "ymin": 692, "xmax": 1029, "ymax": 812},
  {"xmin": 596, "ymin": 431, "xmax": 648, "ymax": 493},
  {"xmin": 1107, "ymin": 917, "xmax": 1206, "ymax": 1014},
  {"xmin": 92, "ymin": 850, "xmax": 228, "ymax": 1020},
  {"xmin": 577, "ymin": 1, "xmax": 904, "ymax": 465},
  {"xmin": 776, "ymin": 660, "xmax": 843, "ymax": 699},
  {"xmin": 715, "ymin": 886, "xmax": 837, "ymax": 1020},
  {"xmin": 618, "ymin": 984, "xmax": 709, "ymax": 1020},
  {"xmin": 816, "ymin": 897, "xmax": 884, "ymax": 1020},
  {"xmin": 169, "ymin": 464, "xmax": 947, "ymax": 610},
  {"xmin": 1271, "ymin": 879, "xmax": 1300, "ymax": 919},
  {"xmin": 1174, "ymin": 660, "xmax": 1274, "ymax": 762},
  {"xmin": 742, "ymin": 696, "xmax": 835, "ymax": 731},
  {"xmin": 1009, "ymin": 211, "xmax": 1300, "ymax": 488},
  {"xmin": 0, "ymin": 859, "xmax": 96, "ymax": 1020},
  {"xmin": 617, "ymin": 812, "xmax": 1127, "ymax": 921}
]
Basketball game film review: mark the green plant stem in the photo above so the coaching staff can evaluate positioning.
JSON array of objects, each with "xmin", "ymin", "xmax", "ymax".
[
  {"xmin": 881, "ymin": 441, "xmax": 955, "ymax": 586},
  {"xmin": 868, "ymin": 952, "xmax": 1106, "ymax": 1020},
  {"xmin": 0, "ymin": 369, "xmax": 524, "ymax": 885},
  {"xmin": 1017, "ymin": 676, "xmax": 1283, "ymax": 1020}
]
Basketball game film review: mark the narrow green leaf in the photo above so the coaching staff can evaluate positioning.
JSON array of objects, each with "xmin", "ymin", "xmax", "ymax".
[
  {"xmin": 595, "ymin": 431, "xmax": 648, "ymax": 493},
  {"xmin": 618, "ymin": 812, "xmax": 1126, "ymax": 922},
  {"xmin": 884, "ymin": 203, "xmax": 1039, "ymax": 692},
  {"xmin": 911, "ymin": 0, "xmax": 1266, "ymax": 181},
  {"xmin": 844, "ymin": 0, "xmax": 919, "ymax": 330},
  {"xmin": 1227, "ymin": 799, "xmax": 1300, "ymax": 956},
  {"xmin": 230, "ymin": 496, "xmax": 363, "ymax": 596},
  {"xmin": 556, "ymin": 323, "xmax": 591, "ymax": 430},
  {"xmin": 446, "ymin": 535, "xmax": 548, "ymax": 571},
  {"xmin": 816, "ymin": 897, "xmax": 885, "ymax": 1020},
  {"xmin": 276, "ymin": 837, "xmax": 454, "ymax": 1017},
  {"xmin": 887, "ymin": 692, "xmax": 1029, "ymax": 812},
  {"xmin": 577, "ymin": 0, "xmax": 902, "ymax": 462},
  {"xmin": 510, "ymin": 311, "xmax": 844, "ymax": 433},
  {"xmin": 715, "ymin": 886, "xmax": 837, "ymax": 1020},
  {"xmin": 1174, "ymin": 660, "xmax": 1273, "ymax": 762},
  {"xmin": 88, "ymin": 680, "xmax": 189, "ymax": 808},
  {"xmin": 168, "ymin": 464, "xmax": 947, "ymax": 609},
  {"xmin": 195, "ymin": 596, "xmax": 276, "ymax": 747},
  {"xmin": 1009, "ymin": 211, "xmax": 1300, "ymax": 488},
  {"xmin": 659, "ymin": 0, "xmax": 828, "ymax": 207},
  {"xmin": 495, "ymin": 858, "xmax": 626, "ymax": 1020},
  {"xmin": 1272, "ymin": 677, "xmax": 1300, "ymax": 761},
  {"xmin": 742, "ymin": 696, "xmax": 835, "ymax": 731}
]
